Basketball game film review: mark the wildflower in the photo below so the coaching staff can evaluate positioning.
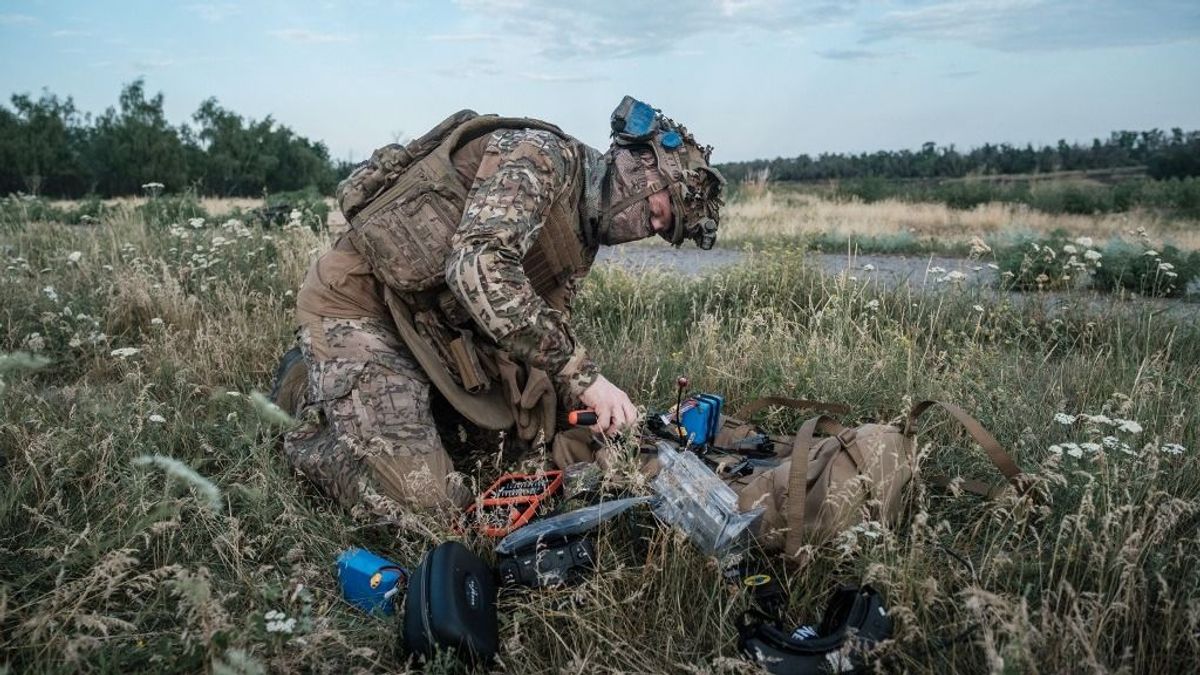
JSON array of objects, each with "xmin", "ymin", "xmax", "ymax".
[
  {"xmin": 973, "ymin": 305, "xmax": 984, "ymax": 312},
  {"xmin": 67, "ymin": 251, "xmax": 82, "ymax": 264},
  {"xmin": 1101, "ymin": 436, "xmax": 1119, "ymax": 449},
  {"xmin": 264, "ymin": 610, "xmax": 297, "ymax": 634},
  {"xmin": 141, "ymin": 182, "xmax": 165, "ymax": 190},
  {"xmin": 111, "ymin": 347, "xmax": 141, "ymax": 358},
  {"xmin": 1160, "ymin": 443, "xmax": 1185, "ymax": 456},
  {"xmin": 22, "ymin": 333, "xmax": 46, "ymax": 352},
  {"xmin": 1075, "ymin": 236, "xmax": 1094, "ymax": 248},
  {"xmin": 1035, "ymin": 273, "xmax": 1050, "ymax": 285},
  {"xmin": 1143, "ymin": 249, "xmax": 1159, "ymax": 257},
  {"xmin": 1053, "ymin": 412, "xmax": 1075, "ymax": 425},
  {"xmin": 1083, "ymin": 250, "xmax": 1102, "ymax": 262},
  {"xmin": 226, "ymin": 412, "xmax": 238, "ymax": 422},
  {"xmin": 941, "ymin": 270, "xmax": 967, "ymax": 283},
  {"xmin": 1157, "ymin": 262, "xmax": 1175, "ymax": 272},
  {"xmin": 43, "ymin": 286, "xmax": 59, "ymax": 302},
  {"xmin": 865, "ymin": 299, "xmax": 880, "ymax": 311},
  {"xmin": 1115, "ymin": 419, "xmax": 1143, "ymax": 434},
  {"xmin": 929, "ymin": 266, "xmax": 947, "ymax": 275},
  {"xmin": 862, "ymin": 264, "xmax": 875, "ymax": 272},
  {"xmin": 188, "ymin": 217, "xmax": 205, "ymax": 229},
  {"xmin": 1080, "ymin": 442, "xmax": 1101, "ymax": 454},
  {"xmin": 1081, "ymin": 413, "xmax": 1114, "ymax": 425},
  {"xmin": 1064, "ymin": 443, "xmax": 1083, "ymax": 458},
  {"xmin": 148, "ymin": 414, "xmax": 166, "ymax": 423},
  {"xmin": 1062, "ymin": 244, "xmax": 1077, "ymax": 254},
  {"xmin": 150, "ymin": 317, "xmax": 164, "ymax": 326}
]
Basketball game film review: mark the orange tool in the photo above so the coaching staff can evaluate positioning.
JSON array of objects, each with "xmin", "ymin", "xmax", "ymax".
[
  {"xmin": 463, "ymin": 470, "xmax": 564, "ymax": 537},
  {"xmin": 567, "ymin": 409, "xmax": 598, "ymax": 426}
]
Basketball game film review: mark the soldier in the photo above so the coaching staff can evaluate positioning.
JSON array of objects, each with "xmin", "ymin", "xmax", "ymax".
[{"xmin": 279, "ymin": 97, "xmax": 724, "ymax": 518}]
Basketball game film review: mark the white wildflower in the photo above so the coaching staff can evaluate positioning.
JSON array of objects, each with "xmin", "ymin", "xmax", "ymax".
[
  {"xmin": 1064, "ymin": 443, "xmax": 1083, "ymax": 458},
  {"xmin": 1081, "ymin": 413, "xmax": 1114, "ymax": 425},
  {"xmin": 973, "ymin": 305, "xmax": 984, "ymax": 312},
  {"xmin": 1053, "ymin": 412, "xmax": 1076, "ymax": 425},
  {"xmin": 43, "ymin": 286, "xmax": 59, "ymax": 302},
  {"xmin": 1101, "ymin": 436, "xmax": 1119, "ymax": 449},
  {"xmin": 865, "ymin": 299, "xmax": 880, "ymax": 311},
  {"xmin": 264, "ymin": 610, "xmax": 297, "ymax": 634},
  {"xmin": 23, "ymin": 333, "xmax": 46, "ymax": 352},
  {"xmin": 1083, "ymin": 250, "xmax": 1102, "ymax": 262},
  {"xmin": 1160, "ymin": 443, "xmax": 1185, "ymax": 456},
  {"xmin": 150, "ymin": 317, "xmax": 164, "ymax": 326},
  {"xmin": 1115, "ymin": 419, "xmax": 1143, "ymax": 434},
  {"xmin": 1048, "ymin": 444, "xmax": 1063, "ymax": 456},
  {"xmin": 188, "ymin": 217, "xmax": 206, "ymax": 229},
  {"xmin": 67, "ymin": 251, "xmax": 82, "ymax": 264},
  {"xmin": 1075, "ymin": 236, "xmax": 1094, "ymax": 248},
  {"xmin": 148, "ymin": 414, "xmax": 166, "ymax": 423},
  {"xmin": 929, "ymin": 266, "xmax": 947, "ymax": 275},
  {"xmin": 1143, "ymin": 249, "xmax": 1159, "ymax": 257},
  {"xmin": 1157, "ymin": 262, "xmax": 1175, "ymax": 272},
  {"xmin": 1080, "ymin": 442, "xmax": 1101, "ymax": 454},
  {"xmin": 141, "ymin": 181, "xmax": 165, "ymax": 190},
  {"xmin": 110, "ymin": 347, "xmax": 141, "ymax": 358},
  {"xmin": 1062, "ymin": 244, "xmax": 1077, "ymax": 254},
  {"xmin": 862, "ymin": 264, "xmax": 875, "ymax": 272}
]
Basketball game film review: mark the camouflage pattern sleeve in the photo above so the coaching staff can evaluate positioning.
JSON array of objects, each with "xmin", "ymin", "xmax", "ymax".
[{"xmin": 444, "ymin": 129, "xmax": 600, "ymax": 404}]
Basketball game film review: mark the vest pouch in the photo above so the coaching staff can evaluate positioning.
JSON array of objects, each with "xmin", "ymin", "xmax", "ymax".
[{"xmin": 350, "ymin": 178, "xmax": 463, "ymax": 294}]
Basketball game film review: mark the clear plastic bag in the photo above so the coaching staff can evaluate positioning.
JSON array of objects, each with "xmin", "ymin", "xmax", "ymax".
[
  {"xmin": 494, "ymin": 496, "xmax": 654, "ymax": 555},
  {"xmin": 650, "ymin": 443, "xmax": 763, "ymax": 554}
]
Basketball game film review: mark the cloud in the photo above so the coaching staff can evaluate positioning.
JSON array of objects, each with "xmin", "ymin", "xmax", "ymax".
[
  {"xmin": 816, "ymin": 48, "xmax": 884, "ymax": 61},
  {"xmin": 269, "ymin": 28, "xmax": 353, "ymax": 44},
  {"xmin": 943, "ymin": 69, "xmax": 980, "ymax": 78},
  {"xmin": 427, "ymin": 33, "xmax": 499, "ymax": 42},
  {"xmin": 454, "ymin": 0, "xmax": 858, "ymax": 59},
  {"xmin": 0, "ymin": 13, "xmax": 36, "ymax": 25},
  {"xmin": 133, "ymin": 57, "xmax": 176, "ymax": 69},
  {"xmin": 862, "ymin": 0, "xmax": 1200, "ymax": 51},
  {"xmin": 187, "ymin": 3, "xmax": 241, "ymax": 22},
  {"xmin": 51, "ymin": 29, "xmax": 92, "ymax": 38},
  {"xmin": 518, "ymin": 72, "xmax": 608, "ymax": 83}
]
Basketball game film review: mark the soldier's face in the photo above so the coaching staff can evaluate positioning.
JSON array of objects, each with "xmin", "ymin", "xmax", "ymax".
[{"xmin": 648, "ymin": 189, "xmax": 674, "ymax": 236}]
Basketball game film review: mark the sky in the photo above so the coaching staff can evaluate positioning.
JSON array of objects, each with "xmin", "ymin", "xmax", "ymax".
[{"xmin": 1, "ymin": 0, "xmax": 1198, "ymax": 164}]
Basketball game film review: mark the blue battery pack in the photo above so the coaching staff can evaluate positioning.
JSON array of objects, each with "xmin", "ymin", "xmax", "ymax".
[
  {"xmin": 677, "ymin": 393, "xmax": 724, "ymax": 446},
  {"xmin": 336, "ymin": 547, "xmax": 407, "ymax": 616}
]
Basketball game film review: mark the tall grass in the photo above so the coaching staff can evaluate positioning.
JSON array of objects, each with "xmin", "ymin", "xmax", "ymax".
[{"xmin": 1, "ymin": 205, "xmax": 1198, "ymax": 672}]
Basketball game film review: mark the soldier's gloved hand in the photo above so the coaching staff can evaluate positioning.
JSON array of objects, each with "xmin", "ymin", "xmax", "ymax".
[{"xmin": 579, "ymin": 375, "xmax": 639, "ymax": 437}]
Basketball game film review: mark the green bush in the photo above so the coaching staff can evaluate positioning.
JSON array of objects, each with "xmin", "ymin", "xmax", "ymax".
[
  {"xmin": 136, "ymin": 190, "xmax": 208, "ymax": 228},
  {"xmin": 1091, "ymin": 242, "xmax": 1200, "ymax": 298},
  {"xmin": 994, "ymin": 231, "xmax": 1093, "ymax": 291}
]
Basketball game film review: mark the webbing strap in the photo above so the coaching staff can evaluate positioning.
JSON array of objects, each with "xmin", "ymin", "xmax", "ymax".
[
  {"xmin": 904, "ymin": 400, "xmax": 1026, "ymax": 496},
  {"xmin": 784, "ymin": 415, "xmax": 850, "ymax": 558},
  {"xmin": 733, "ymin": 397, "xmax": 851, "ymax": 420}
]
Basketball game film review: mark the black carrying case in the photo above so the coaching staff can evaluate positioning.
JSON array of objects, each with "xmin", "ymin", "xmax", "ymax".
[{"xmin": 402, "ymin": 540, "xmax": 498, "ymax": 665}]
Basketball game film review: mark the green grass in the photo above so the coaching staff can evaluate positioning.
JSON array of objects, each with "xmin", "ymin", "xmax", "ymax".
[{"xmin": 2, "ymin": 208, "xmax": 1198, "ymax": 673}]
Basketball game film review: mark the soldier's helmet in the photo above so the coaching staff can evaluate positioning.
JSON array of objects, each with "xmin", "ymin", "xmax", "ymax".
[{"xmin": 607, "ymin": 96, "xmax": 725, "ymax": 249}]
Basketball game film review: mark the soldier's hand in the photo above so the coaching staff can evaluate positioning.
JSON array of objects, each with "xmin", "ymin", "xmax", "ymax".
[{"xmin": 579, "ymin": 375, "xmax": 638, "ymax": 437}]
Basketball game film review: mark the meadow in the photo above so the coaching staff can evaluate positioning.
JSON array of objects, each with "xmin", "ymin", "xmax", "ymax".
[{"xmin": 1, "ymin": 193, "xmax": 1198, "ymax": 673}]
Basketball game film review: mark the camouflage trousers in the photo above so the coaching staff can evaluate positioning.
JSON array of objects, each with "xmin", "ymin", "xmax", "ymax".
[{"xmin": 281, "ymin": 317, "xmax": 473, "ymax": 517}]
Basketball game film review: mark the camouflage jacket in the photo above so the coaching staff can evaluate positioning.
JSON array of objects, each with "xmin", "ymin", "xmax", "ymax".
[{"xmin": 444, "ymin": 128, "xmax": 604, "ymax": 405}]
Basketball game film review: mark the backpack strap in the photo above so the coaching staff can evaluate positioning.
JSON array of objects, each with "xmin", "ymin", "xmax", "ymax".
[
  {"xmin": 733, "ymin": 397, "xmax": 850, "ymax": 420},
  {"xmin": 784, "ymin": 415, "xmax": 853, "ymax": 559},
  {"xmin": 904, "ymin": 400, "xmax": 1027, "ymax": 498}
]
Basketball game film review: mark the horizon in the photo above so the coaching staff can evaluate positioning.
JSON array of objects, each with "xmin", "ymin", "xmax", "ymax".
[{"xmin": 1, "ymin": 1, "xmax": 1198, "ymax": 164}]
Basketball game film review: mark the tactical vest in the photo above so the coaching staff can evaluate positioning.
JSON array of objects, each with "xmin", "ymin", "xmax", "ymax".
[{"xmin": 339, "ymin": 111, "xmax": 594, "ymax": 431}]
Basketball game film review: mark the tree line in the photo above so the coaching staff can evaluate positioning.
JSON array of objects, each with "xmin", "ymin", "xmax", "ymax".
[
  {"xmin": 3, "ymin": 79, "xmax": 1198, "ymax": 199},
  {"xmin": 0, "ymin": 79, "xmax": 350, "ymax": 198},
  {"xmin": 717, "ymin": 130, "xmax": 1200, "ymax": 184}
]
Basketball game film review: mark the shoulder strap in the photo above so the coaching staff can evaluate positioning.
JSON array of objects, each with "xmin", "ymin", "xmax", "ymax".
[
  {"xmin": 733, "ymin": 397, "xmax": 850, "ymax": 420},
  {"xmin": 904, "ymin": 400, "xmax": 1027, "ymax": 498},
  {"xmin": 784, "ymin": 415, "xmax": 851, "ymax": 559}
]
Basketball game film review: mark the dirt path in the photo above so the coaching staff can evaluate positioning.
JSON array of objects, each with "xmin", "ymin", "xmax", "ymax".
[{"xmin": 595, "ymin": 245, "xmax": 1200, "ymax": 317}]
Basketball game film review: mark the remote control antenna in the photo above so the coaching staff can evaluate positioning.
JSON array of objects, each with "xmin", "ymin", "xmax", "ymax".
[{"xmin": 672, "ymin": 372, "xmax": 691, "ymax": 425}]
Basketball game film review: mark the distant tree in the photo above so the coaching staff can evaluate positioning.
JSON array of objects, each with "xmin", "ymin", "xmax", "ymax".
[
  {"xmin": 86, "ymin": 79, "xmax": 190, "ymax": 195},
  {"xmin": 0, "ymin": 91, "xmax": 87, "ymax": 195}
]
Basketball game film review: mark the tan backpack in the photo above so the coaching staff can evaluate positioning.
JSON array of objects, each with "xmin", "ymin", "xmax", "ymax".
[{"xmin": 722, "ymin": 399, "xmax": 1027, "ymax": 559}]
